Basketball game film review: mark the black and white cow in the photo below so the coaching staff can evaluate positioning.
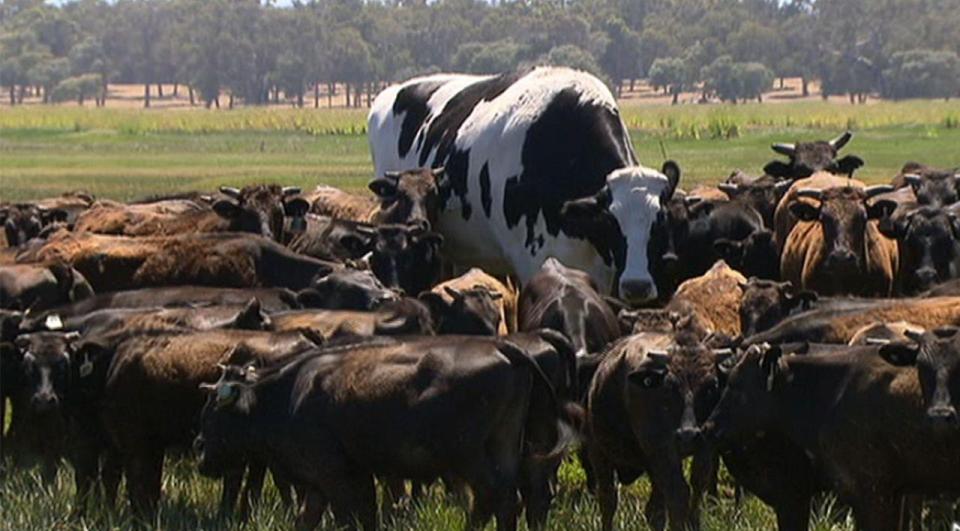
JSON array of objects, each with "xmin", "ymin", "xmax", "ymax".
[{"xmin": 368, "ymin": 67, "xmax": 680, "ymax": 304}]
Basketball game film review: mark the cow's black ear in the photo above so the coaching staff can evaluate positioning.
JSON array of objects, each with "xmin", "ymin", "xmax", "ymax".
[
  {"xmin": 418, "ymin": 291, "xmax": 449, "ymax": 320},
  {"xmin": 713, "ymin": 239, "xmax": 744, "ymax": 265},
  {"xmin": 789, "ymin": 201, "xmax": 820, "ymax": 222},
  {"xmin": 661, "ymin": 161, "xmax": 681, "ymax": 201},
  {"xmin": 339, "ymin": 233, "xmax": 373, "ymax": 256},
  {"xmin": 559, "ymin": 189, "xmax": 611, "ymax": 238},
  {"xmin": 756, "ymin": 344, "xmax": 784, "ymax": 391},
  {"xmin": 835, "ymin": 155, "xmax": 865, "ymax": 176},
  {"xmin": 867, "ymin": 199, "xmax": 898, "ymax": 221},
  {"xmin": 878, "ymin": 342, "xmax": 919, "ymax": 367},
  {"xmin": 213, "ymin": 199, "xmax": 242, "ymax": 219},
  {"xmin": 688, "ymin": 200, "xmax": 715, "ymax": 219},
  {"xmin": 763, "ymin": 161, "xmax": 794, "ymax": 179},
  {"xmin": 296, "ymin": 288, "xmax": 325, "ymax": 308},
  {"xmin": 947, "ymin": 212, "xmax": 960, "ymax": 240},
  {"xmin": 284, "ymin": 197, "xmax": 310, "ymax": 217},
  {"xmin": 627, "ymin": 366, "xmax": 667, "ymax": 389},
  {"xmin": 40, "ymin": 208, "xmax": 69, "ymax": 224},
  {"xmin": 369, "ymin": 178, "xmax": 398, "ymax": 198}
]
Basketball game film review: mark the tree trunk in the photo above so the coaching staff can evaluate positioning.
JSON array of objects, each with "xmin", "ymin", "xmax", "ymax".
[
  {"xmin": 42, "ymin": 87, "xmax": 48, "ymax": 104},
  {"xmin": 366, "ymin": 81, "xmax": 372, "ymax": 107},
  {"xmin": 157, "ymin": 83, "xmax": 163, "ymax": 98},
  {"xmin": 671, "ymin": 91, "xmax": 678, "ymax": 105},
  {"xmin": 9, "ymin": 86, "xmax": 15, "ymax": 105},
  {"xmin": 297, "ymin": 92, "xmax": 303, "ymax": 108},
  {"xmin": 189, "ymin": 86, "xmax": 195, "ymax": 106},
  {"xmin": 327, "ymin": 82, "xmax": 333, "ymax": 108},
  {"xmin": 758, "ymin": 94, "xmax": 763, "ymax": 103},
  {"xmin": 314, "ymin": 82, "xmax": 320, "ymax": 108},
  {"xmin": 779, "ymin": 77, "xmax": 784, "ymax": 89},
  {"xmin": 848, "ymin": 92, "xmax": 855, "ymax": 104},
  {"xmin": 629, "ymin": 78, "xmax": 635, "ymax": 91},
  {"xmin": 173, "ymin": 83, "xmax": 179, "ymax": 97},
  {"xmin": 345, "ymin": 83, "xmax": 350, "ymax": 108},
  {"xmin": 17, "ymin": 85, "xmax": 25, "ymax": 103},
  {"xmin": 801, "ymin": 77, "xmax": 809, "ymax": 97},
  {"xmin": 78, "ymin": 93, "xmax": 84, "ymax": 106},
  {"xmin": 228, "ymin": 93, "xmax": 234, "ymax": 109},
  {"xmin": 144, "ymin": 83, "xmax": 151, "ymax": 108},
  {"xmin": 214, "ymin": 96, "xmax": 220, "ymax": 109}
]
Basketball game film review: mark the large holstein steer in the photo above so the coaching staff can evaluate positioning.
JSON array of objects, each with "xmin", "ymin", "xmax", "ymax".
[
  {"xmin": 762, "ymin": 131, "xmax": 864, "ymax": 180},
  {"xmin": 195, "ymin": 335, "xmax": 578, "ymax": 531},
  {"xmin": 779, "ymin": 184, "xmax": 898, "ymax": 296},
  {"xmin": 369, "ymin": 67, "xmax": 680, "ymax": 303},
  {"xmin": 587, "ymin": 333, "xmax": 732, "ymax": 531},
  {"xmin": 704, "ymin": 341, "xmax": 960, "ymax": 531}
]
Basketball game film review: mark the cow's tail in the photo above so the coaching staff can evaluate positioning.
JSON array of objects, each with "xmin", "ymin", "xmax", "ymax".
[
  {"xmin": 532, "ymin": 328, "xmax": 579, "ymax": 400},
  {"xmin": 497, "ymin": 340, "xmax": 583, "ymax": 461}
]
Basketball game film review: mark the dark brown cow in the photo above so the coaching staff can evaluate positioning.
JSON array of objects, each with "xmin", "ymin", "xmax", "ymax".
[
  {"xmin": 780, "ymin": 185, "xmax": 899, "ymax": 296},
  {"xmin": 0, "ymin": 192, "xmax": 96, "ymax": 247},
  {"xmin": 73, "ymin": 198, "xmax": 220, "ymax": 237},
  {"xmin": 19, "ymin": 231, "xmax": 337, "ymax": 292},
  {"xmin": 212, "ymin": 185, "xmax": 310, "ymax": 242},
  {"xmin": 268, "ymin": 298, "xmax": 435, "ymax": 340},
  {"xmin": 704, "ymin": 341, "xmax": 960, "ymax": 531},
  {"xmin": 891, "ymin": 162, "xmax": 960, "ymax": 207},
  {"xmin": 762, "ymin": 131, "xmax": 864, "ymax": 180},
  {"xmin": 0, "ymin": 263, "xmax": 94, "ymax": 311},
  {"xmin": 587, "ymin": 332, "xmax": 732, "ymax": 531},
  {"xmin": 195, "ymin": 335, "xmax": 577, "ymax": 531},
  {"xmin": 878, "ymin": 326, "xmax": 960, "ymax": 424},
  {"xmin": 717, "ymin": 175, "xmax": 792, "ymax": 229},
  {"xmin": 310, "ymin": 168, "xmax": 446, "ymax": 229},
  {"xmin": 879, "ymin": 206, "xmax": 960, "ymax": 294},
  {"xmin": 420, "ymin": 268, "xmax": 517, "ymax": 336},
  {"xmin": 295, "ymin": 268, "xmax": 400, "ymax": 311},
  {"xmin": 738, "ymin": 279, "xmax": 817, "ymax": 337}
]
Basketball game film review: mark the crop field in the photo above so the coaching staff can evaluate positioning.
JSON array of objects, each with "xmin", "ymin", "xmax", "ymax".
[{"xmin": 1, "ymin": 100, "xmax": 959, "ymax": 531}]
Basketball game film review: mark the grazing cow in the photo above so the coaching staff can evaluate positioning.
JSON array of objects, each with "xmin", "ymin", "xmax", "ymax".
[
  {"xmin": 90, "ymin": 330, "xmax": 316, "ymax": 517},
  {"xmin": 738, "ymin": 279, "xmax": 817, "ymax": 337},
  {"xmin": 20, "ymin": 231, "xmax": 337, "ymax": 292},
  {"xmin": 762, "ymin": 131, "xmax": 864, "ymax": 180},
  {"xmin": 518, "ymin": 257, "xmax": 621, "ymax": 358},
  {"xmin": 779, "ymin": 185, "xmax": 899, "ymax": 296},
  {"xmin": 0, "ymin": 263, "xmax": 93, "ymax": 311},
  {"xmin": 195, "ymin": 335, "xmax": 578, "ymax": 531},
  {"xmin": 892, "ymin": 162, "xmax": 960, "ymax": 207},
  {"xmin": 420, "ymin": 267, "xmax": 517, "ymax": 335},
  {"xmin": 716, "ymin": 175, "xmax": 792, "ymax": 229},
  {"xmin": 587, "ymin": 332, "xmax": 732, "ymax": 531},
  {"xmin": 369, "ymin": 67, "xmax": 681, "ymax": 303},
  {"xmin": 308, "ymin": 168, "xmax": 446, "ymax": 229},
  {"xmin": 744, "ymin": 296, "xmax": 960, "ymax": 346},
  {"xmin": 663, "ymin": 261, "xmax": 747, "ymax": 338},
  {"xmin": 879, "ymin": 206, "xmax": 960, "ymax": 294},
  {"xmin": 296, "ymin": 268, "xmax": 399, "ymax": 311},
  {"xmin": 268, "ymin": 298, "xmax": 435, "ymax": 340},
  {"xmin": 211, "ymin": 185, "xmax": 310, "ymax": 242},
  {"xmin": 704, "ymin": 341, "xmax": 960, "ymax": 531}
]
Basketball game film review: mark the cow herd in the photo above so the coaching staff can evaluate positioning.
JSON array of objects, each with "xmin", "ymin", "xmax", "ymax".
[{"xmin": 2, "ymin": 67, "xmax": 960, "ymax": 531}]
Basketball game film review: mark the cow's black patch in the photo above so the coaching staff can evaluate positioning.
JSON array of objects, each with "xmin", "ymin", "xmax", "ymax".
[
  {"xmin": 479, "ymin": 163, "xmax": 492, "ymax": 217},
  {"xmin": 445, "ymin": 148, "xmax": 472, "ymax": 220},
  {"xmin": 502, "ymin": 88, "xmax": 634, "ymax": 250},
  {"xmin": 393, "ymin": 81, "xmax": 445, "ymax": 158}
]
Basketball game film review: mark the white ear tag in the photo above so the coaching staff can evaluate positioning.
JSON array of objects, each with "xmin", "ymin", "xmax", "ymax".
[{"xmin": 45, "ymin": 314, "xmax": 64, "ymax": 330}]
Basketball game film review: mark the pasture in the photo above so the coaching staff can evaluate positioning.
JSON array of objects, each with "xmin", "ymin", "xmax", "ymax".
[{"xmin": 1, "ymin": 99, "xmax": 958, "ymax": 531}]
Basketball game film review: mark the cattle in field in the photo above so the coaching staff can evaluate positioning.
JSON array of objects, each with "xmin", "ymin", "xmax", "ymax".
[
  {"xmin": 296, "ymin": 268, "xmax": 399, "ymax": 311},
  {"xmin": 662, "ymin": 260, "xmax": 748, "ymax": 338},
  {"xmin": 762, "ymin": 131, "xmax": 864, "ymax": 180},
  {"xmin": 744, "ymin": 296, "xmax": 960, "ymax": 345},
  {"xmin": 891, "ymin": 162, "xmax": 960, "ymax": 207},
  {"xmin": 716, "ymin": 175, "xmax": 791, "ymax": 229},
  {"xmin": 268, "ymin": 298, "xmax": 435, "ymax": 340},
  {"xmin": 737, "ymin": 278, "xmax": 817, "ymax": 337},
  {"xmin": 704, "ymin": 339, "xmax": 960, "ymax": 531},
  {"xmin": 195, "ymin": 335, "xmax": 578, "ymax": 531},
  {"xmin": 0, "ymin": 263, "xmax": 93, "ymax": 311},
  {"xmin": 420, "ymin": 267, "xmax": 517, "ymax": 336},
  {"xmin": 586, "ymin": 332, "xmax": 732, "ymax": 531},
  {"xmin": 518, "ymin": 257, "xmax": 621, "ymax": 358},
  {"xmin": 73, "ymin": 198, "xmax": 217, "ymax": 237},
  {"xmin": 777, "ymin": 181, "xmax": 899, "ymax": 296},
  {"xmin": 878, "ymin": 205, "xmax": 960, "ymax": 294},
  {"xmin": 18, "ymin": 231, "xmax": 337, "ymax": 292},
  {"xmin": 848, "ymin": 320, "xmax": 924, "ymax": 346},
  {"xmin": 369, "ymin": 67, "xmax": 680, "ymax": 303}
]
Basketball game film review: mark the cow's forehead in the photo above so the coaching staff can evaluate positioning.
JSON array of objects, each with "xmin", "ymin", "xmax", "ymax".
[{"xmin": 607, "ymin": 166, "xmax": 669, "ymax": 196}]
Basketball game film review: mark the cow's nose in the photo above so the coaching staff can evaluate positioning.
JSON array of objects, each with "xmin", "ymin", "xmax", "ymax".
[
  {"xmin": 916, "ymin": 268, "xmax": 938, "ymax": 285},
  {"xmin": 662, "ymin": 252, "xmax": 679, "ymax": 264},
  {"xmin": 827, "ymin": 249, "xmax": 857, "ymax": 267},
  {"xmin": 31, "ymin": 392, "xmax": 59, "ymax": 413},
  {"xmin": 675, "ymin": 427, "xmax": 701, "ymax": 445},
  {"xmin": 927, "ymin": 405, "xmax": 958, "ymax": 424},
  {"xmin": 620, "ymin": 279, "xmax": 656, "ymax": 303}
]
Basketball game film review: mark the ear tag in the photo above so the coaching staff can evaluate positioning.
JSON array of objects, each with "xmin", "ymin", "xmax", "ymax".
[
  {"xmin": 45, "ymin": 314, "xmax": 64, "ymax": 330},
  {"xmin": 79, "ymin": 354, "xmax": 93, "ymax": 378}
]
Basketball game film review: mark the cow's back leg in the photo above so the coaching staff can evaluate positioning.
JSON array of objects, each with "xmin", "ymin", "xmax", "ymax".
[
  {"xmin": 689, "ymin": 447, "xmax": 719, "ymax": 526},
  {"xmin": 295, "ymin": 490, "xmax": 327, "ymax": 531},
  {"xmin": 239, "ymin": 461, "xmax": 267, "ymax": 518},
  {"xmin": 327, "ymin": 472, "xmax": 377, "ymax": 531},
  {"xmin": 519, "ymin": 454, "xmax": 560, "ymax": 530},
  {"xmin": 123, "ymin": 446, "xmax": 164, "ymax": 521},
  {"xmin": 851, "ymin": 491, "xmax": 900, "ymax": 531},
  {"xmin": 645, "ymin": 454, "xmax": 692, "ymax": 531},
  {"xmin": 589, "ymin": 446, "xmax": 619, "ymax": 531},
  {"xmin": 644, "ymin": 485, "xmax": 666, "ymax": 531},
  {"xmin": 218, "ymin": 466, "xmax": 243, "ymax": 516}
]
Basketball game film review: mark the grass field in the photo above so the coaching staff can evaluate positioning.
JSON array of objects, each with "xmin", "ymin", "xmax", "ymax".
[{"xmin": 1, "ymin": 100, "xmax": 958, "ymax": 530}]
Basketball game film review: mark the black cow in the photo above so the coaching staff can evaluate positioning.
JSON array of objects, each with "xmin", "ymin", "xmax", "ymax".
[
  {"xmin": 879, "ymin": 206, "xmax": 960, "ymax": 294},
  {"xmin": 0, "ymin": 263, "xmax": 94, "ymax": 311},
  {"xmin": 296, "ymin": 268, "xmax": 400, "ymax": 311},
  {"xmin": 717, "ymin": 175, "xmax": 792, "ymax": 229},
  {"xmin": 893, "ymin": 162, "xmax": 960, "ymax": 207},
  {"xmin": 762, "ymin": 131, "xmax": 864, "ymax": 180}
]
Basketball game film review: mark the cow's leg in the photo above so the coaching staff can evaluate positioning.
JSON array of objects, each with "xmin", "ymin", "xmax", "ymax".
[
  {"xmin": 70, "ymin": 439, "xmax": 101, "ymax": 518},
  {"xmin": 689, "ymin": 448, "xmax": 719, "ymax": 526},
  {"xmin": 124, "ymin": 447, "xmax": 164, "ymax": 521},
  {"xmin": 519, "ymin": 454, "xmax": 560, "ymax": 530},
  {"xmin": 851, "ymin": 492, "xmax": 899, "ymax": 531},
  {"xmin": 774, "ymin": 495, "xmax": 811, "ymax": 531},
  {"xmin": 589, "ymin": 446, "xmax": 619, "ymax": 531},
  {"xmin": 380, "ymin": 476, "xmax": 405, "ymax": 523},
  {"xmin": 102, "ymin": 449, "xmax": 123, "ymax": 510},
  {"xmin": 644, "ymin": 485, "xmax": 666, "ymax": 531},
  {"xmin": 328, "ymin": 473, "xmax": 377, "ymax": 531},
  {"xmin": 239, "ymin": 461, "xmax": 267, "ymax": 518},
  {"xmin": 646, "ymin": 455, "xmax": 692, "ymax": 531},
  {"xmin": 295, "ymin": 489, "xmax": 327, "ymax": 531},
  {"xmin": 218, "ymin": 465, "xmax": 243, "ymax": 517}
]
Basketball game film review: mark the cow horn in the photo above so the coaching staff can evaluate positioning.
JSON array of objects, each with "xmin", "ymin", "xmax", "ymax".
[
  {"xmin": 795, "ymin": 188, "xmax": 823, "ymax": 200},
  {"xmin": 772, "ymin": 143, "xmax": 796, "ymax": 156},
  {"xmin": 646, "ymin": 350, "xmax": 670, "ymax": 364},
  {"xmin": 865, "ymin": 338, "xmax": 891, "ymax": 345},
  {"xmin": 953, "ymin": 172, "xmax": 960, "ymax": 182},
  {"xmin": 712, "ymin": 348, "xmax": 734, "ymax": 356},
  {"xmin": 281, "ymin": 186, "xmax": 301, "ymax": 196},
  {"xmin": 199, "ymin": 382, "xmax": 217, "ymax": 393},
  {"xmin": 431, "ymin": 166, "xmax": 446, "ymax": 177},
  {"xmin": 383, "ymin": 171, "xmax": 401, "ymax": 180},
  {"xmin": 829, "ymin": 131, "xmax": 853, "ymax": 150},
  {"xmin": 219, "ymin": 186, "xmax": 241, "ymax": 199},
  {"xmin": 717, "ymin": 183, "xmax": 739, "ymax": 195},
  {"xmin": 864, "ymin": 185, "xmax": 895, "ymax": 199},
  {"xmin": 904, "ymin": 329, "xmax": 925, "ymax": 342},
  {"xmin": 903, "ymin": 174, "xmax": 922, "ymax": 186}
]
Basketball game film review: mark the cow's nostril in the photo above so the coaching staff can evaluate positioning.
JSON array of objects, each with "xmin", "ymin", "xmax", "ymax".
[
  {"xmin": 620, "ymin": 279, "xmax": 656, "ymax": 303},
  {"xmin": 676, "ymin": 427, "xmax": 701, "ymax": 445},
  {"xmin": 927, "ymin": 406, "xmax": 958, "ymax": 422}
]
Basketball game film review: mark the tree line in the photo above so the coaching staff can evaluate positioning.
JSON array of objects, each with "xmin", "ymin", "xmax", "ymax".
[{"xmin": 1, "ymin": 0, "xmax": 959, "ymax": 108}]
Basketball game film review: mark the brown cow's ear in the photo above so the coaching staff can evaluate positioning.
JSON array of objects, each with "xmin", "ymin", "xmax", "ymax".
[
  {"xmin": 418, "ymin": 291, "xmax": 450, "ymax": 322},
  {"xmin": 789, "ymin": 201, "xmax": 819, "ymax": 222},
  {"xmin": 763, "ymin": 161, "xmax": 794, "ymax": 179},
  {"xmin": 835, "ymin": 155, "xmax": 864, "ymax": 176},
  {"xmin": 213, "ymin": 199, "xmax": 242, "ymax": 219},
  {"xmin": 878, "ymin": 342, "xmax": 919, "ymax": 367}
]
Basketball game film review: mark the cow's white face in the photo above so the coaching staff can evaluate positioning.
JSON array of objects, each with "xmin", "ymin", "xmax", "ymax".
[{"xmin": 607, "ymin": 166, "xmax": 672, "ymax": 303}]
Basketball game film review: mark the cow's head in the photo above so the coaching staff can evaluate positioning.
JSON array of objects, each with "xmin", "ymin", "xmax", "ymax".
[
  {"xmin": 2, "ymin": 204, "xmax": 68, "ymax": 247},
  {"xmin": 763, "ymin": 131, "xmax": 864, "ymax": 180},
  {"xmin": 419, "ymin": 285, "xmax": 502, "ymax": 336},
  {"xmin": 369, "ymin": 224, "xmax": 444, "ymax": 297},
  {"xmin": 718, "ymin": 176, "xmax": 792, "ymax": 229},
  {"xmin": 196, "ymin": 363, "xmax": 260, "ymax": 477},
  {"xmin": 369, "ymin": 167, "xmax": 446, "ymax": 229},
  {"xmin": 12, "ymin": 331, "xmax": 80, "ymax": 416},
  {"xmin": 878, "ymin": 326, "xmax": 960, "ymax": 427},
  {"xmin": 789, "ymin": 185, "xmax": 896, "ymax": 276},
  {"xmin": 900, "ymin": 168, "xmax": 960, "ymax": 208},
  {"xmin": 648, "ymin": 194, "xmax": 701, "ymax": 298},
  {"xmin": 297, "ymin": 268, "xmax": 400, "ymax": 311},
  {"xmin": 880, "ymin": 207, "xmax": 960, "ymax": 294},
  {"xmin": 703, "ymin": 343, "xmax": 786, "ymax": 444},
  {"xmin": 626, "ymin": 337, "xmax": 733, "ymax": 453},
  {"xmin": 715, "ymin": 229, "xmax": 779, "ymax": 281},
  {"xmin": 738, "ymin": 279, "xmax": 816, "ymax": 337},
  {"xmin": 560, "ymin": 161, "xmax": 681, "ymax": 304},
  {"xmin": 213, "ymin": 184, "xmax": 309, "ymax": 242}
]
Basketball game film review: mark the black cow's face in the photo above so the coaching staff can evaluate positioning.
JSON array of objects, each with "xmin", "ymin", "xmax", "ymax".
[
  {"xmin": 298, "ymin": 269, "xmax": 400, "ymax": 311},
  {"xmin": 213, "ymin": 185, "xmax": 309, "ymax": 242},
  {"xmin": 883, "ymin": 208, "xmax": 960, "ymax": 294},
  {"xmin": 13, "ymin": 332, "xmax": 79, "ymax": 415},
  {"xmin": 369, "ymin": 167, "xmax": 445, "ymax": 229},
  {"xmin": 715, "ymin": 229, "xmax": 779, "ymax": 281},
  {"xmin": 719, "ymin": 177, "xmax": 791, "ymax": 228},
  {"xmin": 370, "ymin": 224, "xmax": 444, "ymax": 296},
  {"xmin": 197, "ymin": 364, "xmax": 258, "ymax": 478},
  {"xmin": 904, "ymin": 171, "xmax": 960, "ymax": 207},
  {"xmin": 420, "ymin": 286, "xmax": 502, "ymax": 336},
  {"xmin": 763, "ymin": 132, "xmax": 864, "ymax": 179},
  {"xmin": 2, "ymin": 204, "xmax": 65, "ymax": 247},
  {"xmin": 703, "ymin": 344, "xmax": 783, "ymax": 445},
  {"xmin": 880, "ymin": 327, "xmax": 960, "ymax": 427},
  {"xmin": 627, "ymin": 342, "xmax": 731, "ymax": 454},
  {"xmin": 738, "ymin": 279, "xmax": 815, "ymax": 337}
]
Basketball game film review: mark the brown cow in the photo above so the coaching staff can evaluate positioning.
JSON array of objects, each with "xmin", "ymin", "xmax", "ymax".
[
  {"xmin": 268, "ymin": 298, "xmax": 435, "ymax": 340},
  {"xmin": 848, "ymin": 321, "xmax": 924, "ymax": 346},
  {"xmin": 420, "ymin": 267, "xmax": 518, "ymax": 336},
  {"xmin": 73, "ymin": 198, "xmax": 219, "ymax": 237},
  {"xmin": 664, "ymin": 260, "xmax": 747, "ymax": 338},
  {"xmin": 779, "ymin": 184, "xmax": 899, "ymax": 296},
  {"xmin": 737, "ymin": 278, "xmax": 818, "ymax": 337},
  {"xmin": 309, "ymin": 167, "xmax": 446, "ymax": 228},
  {"xmin": 0, "ymin": 263, "xmax": 94, "ymax": 311}
]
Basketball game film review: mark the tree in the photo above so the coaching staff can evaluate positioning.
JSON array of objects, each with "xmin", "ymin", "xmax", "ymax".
[
  {"xmin": 598, "ymin": 16, "xmax": 640, "ymax": 96},
  {"xmin": 648, "ymin": 56, "xmax": 689, "ymax": 104},
  {"xmin": 50, "ymin": 72, "xmax": 100, "ymax": 105},
  {"xmin": 882, "ymin": 49, "xmax": 960, "ymax": 100},
  {"xmin": 735, "ymin": 61, "xmax": 775, "ymax": 102},
  {"xmin": 539, "ymin": 44, "xmax": 604, "ymax": 79}
]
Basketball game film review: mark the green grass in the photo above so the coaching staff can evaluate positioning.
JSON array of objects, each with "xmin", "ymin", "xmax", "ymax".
[{"xmin": 2, "ymin": 101, "xmax": 959, "ymax": 202}]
